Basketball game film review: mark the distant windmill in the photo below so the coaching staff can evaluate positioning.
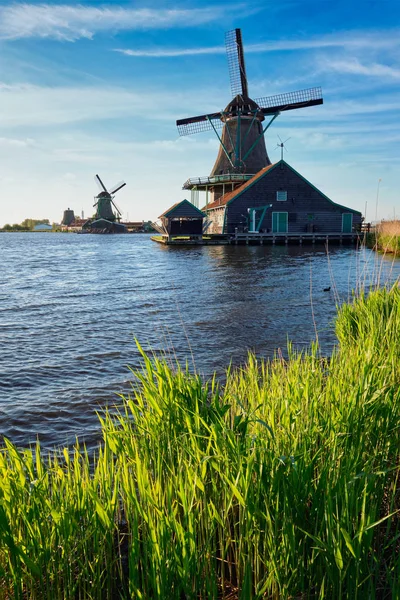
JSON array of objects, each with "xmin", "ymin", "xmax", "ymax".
[
  {"xmin": 94, "ymin": 174, "xmax": 126, "ymax": 222},
  {"xmin": 82, "ymin": 175, "xmax": 127, "ymax": 233},
  {"xmin": 177, "ymin": 29, "xmax": 323, "ymax": 204}
]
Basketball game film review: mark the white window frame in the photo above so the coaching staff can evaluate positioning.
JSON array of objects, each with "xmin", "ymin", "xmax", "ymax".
[{"xmin": 276, "ymin": 190, "xmax": 287, "ymax": 201}]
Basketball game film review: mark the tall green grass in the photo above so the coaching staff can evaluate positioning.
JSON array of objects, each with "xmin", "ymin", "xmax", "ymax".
[
  {"xmin": 376, "ymin": 220, "xmax": 400, "ymax": 255},
  {"xmin": 1, "ymin": 286, "xmax": 400, "ymax": 599}
]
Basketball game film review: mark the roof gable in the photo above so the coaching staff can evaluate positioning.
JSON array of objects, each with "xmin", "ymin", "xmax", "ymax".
[
  {"xmin": 205, "ymin": 163, "xmax": 278, "ymax": 211},
  {"xmin": 206, "ymin": 160, "xmax": 362, "ymax": 215},
  {"xmin": 159, "ymin": 199, "xmax": 205, "ymax": 219},
  {"xmin": 280, "ymin": 161, "xmax": 362, "ymax": 214}
]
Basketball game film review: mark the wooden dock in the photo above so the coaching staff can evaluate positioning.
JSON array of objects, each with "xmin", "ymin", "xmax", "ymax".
[{"xmin": 152, "ymin": 232, "xmax": 361, "ymax": 246}]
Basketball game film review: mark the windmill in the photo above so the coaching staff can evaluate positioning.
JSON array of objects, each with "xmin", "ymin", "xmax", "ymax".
[
  {"xmin": 83, "ymin": 175, "xmax": 127, "ymax": 233},
  {"xmin": 177, "ymin": 29, "xmax": 323, "ymax": 205}
]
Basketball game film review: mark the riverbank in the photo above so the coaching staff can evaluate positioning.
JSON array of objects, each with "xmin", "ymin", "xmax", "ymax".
[{"xmin": 1, "ymin": 285, "xmax": 400, "ymax": 599}]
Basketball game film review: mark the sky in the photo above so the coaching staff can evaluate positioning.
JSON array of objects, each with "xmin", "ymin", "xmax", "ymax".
[{"xmin": 0, "ymin": 0, "xmax": 399, "ymax": 226}]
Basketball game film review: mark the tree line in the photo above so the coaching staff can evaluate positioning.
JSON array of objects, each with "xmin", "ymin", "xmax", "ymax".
[{"xmin": 0, "ymin": 219, "xmax": 54, "ymax": 231}]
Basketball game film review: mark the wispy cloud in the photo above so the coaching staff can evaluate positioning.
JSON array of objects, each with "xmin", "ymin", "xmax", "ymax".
[
  {"xmin": 115, "ymin": 46, "xmax": 225, "ymax": 58},
  {"xmin": 0, "ymin": 136, "xmax": 36, "ymax": 148},
  {"xmin": 115, "ymin": 29, "xmax": 400, "ymax": 57},
  {"xmin": 0, "ymin": 82, "xmax": 224, "ymax": 128},
  {"xmin": 0, "ymin": 3, "xmax": 240, "ymax": 41},
  {"xmin": 320, "ymin": 58, "xmax": 400, "ymax": 80}
]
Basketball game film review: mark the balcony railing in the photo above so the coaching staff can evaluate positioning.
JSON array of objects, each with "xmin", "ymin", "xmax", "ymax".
[{"xmin": 183, "ymin": 173, "xmax": 255, "ymax": 189}]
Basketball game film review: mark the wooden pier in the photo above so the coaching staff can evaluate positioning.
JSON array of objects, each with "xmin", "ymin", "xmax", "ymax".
[{"xmin": 152, "ymin": 232, "xmax": 361, "ymax": 246}]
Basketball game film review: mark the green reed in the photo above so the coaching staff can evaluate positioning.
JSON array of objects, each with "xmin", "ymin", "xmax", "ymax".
[
  {"xmin": 1, "ymin": 285, "xmax": 400, "ymax": 598},
  {"xmin": 375, "ymin": 220, "xmax": 400, "ymax": 255}
]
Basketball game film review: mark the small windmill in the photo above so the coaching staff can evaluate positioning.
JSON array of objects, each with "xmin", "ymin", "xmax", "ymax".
[
  {"xmin": 83, "ymin": 175, "xmax": 127, "ymax": 233},
  {"xmin": 275, "ymin": 135, "xmax": 291, "ymax": 161},
  {"xmin": 177, "ymin": 29, "xmax": 323, "ymax": 204}
]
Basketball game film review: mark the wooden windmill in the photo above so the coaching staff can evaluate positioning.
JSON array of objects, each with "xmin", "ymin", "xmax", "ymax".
[
  {"xmin": 177, "ymin": 29, "xmax": 323, "ymax": 206},
  {"xmin": 83, "ymin": 175, "xmax": 127, "ymax": 233}
]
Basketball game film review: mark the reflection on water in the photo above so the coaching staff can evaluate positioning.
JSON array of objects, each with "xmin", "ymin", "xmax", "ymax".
[{"xmin": 0, "ymin": 233, "xmax": 399, "ymax": 449}]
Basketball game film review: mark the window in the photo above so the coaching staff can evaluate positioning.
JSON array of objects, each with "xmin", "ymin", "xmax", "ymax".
[{"xmin": 276, "ymin": 190, "xmax": 287, "ymax": 201}]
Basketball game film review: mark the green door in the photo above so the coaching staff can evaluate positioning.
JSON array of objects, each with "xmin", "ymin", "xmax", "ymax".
[
  {"xmin": 342, "ymin": 213, "xmax": 353, "ymax": 233},
  {"xmin": 272, "ymin": 212, "xmax": 288, "ymax": 233}
]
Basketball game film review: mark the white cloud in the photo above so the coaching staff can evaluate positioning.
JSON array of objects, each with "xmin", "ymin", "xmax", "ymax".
[
  {"xmin": 115, "ymin": 46, "xmax": 225, "ymax": 58},
  {"xmin": 115, "ymin": 30, "xmax": 400, "ymax": 58},
  {"xmin": 320, "ymin": 57, "xmax": 400, "ymax": 80},
  {"xmin": 0, "ymin": 3, "xmax": 242, "ymax": 41},
  {"xmin": 0, "ymin": 81, "xmax": 227, "ymax": 128},
  {"xmin": 0, "ymin": 136, "xmax": 36, "ymax": 147}
]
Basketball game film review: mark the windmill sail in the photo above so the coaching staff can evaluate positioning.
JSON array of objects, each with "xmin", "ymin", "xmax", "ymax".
[
  {"xmin": 95, "ymin": 174, "xmax": 108, "ymax": 194},
  {"xmin": 255, "ymin": 87, "xmax": 323, "ymax": 115},
  {"xmin": 225, "ymin": 29, "xmax": 248, "ymax": 98},
  {"xmin": 111, "ymin": 198, "xmax": 122, "ymax": 216},
  {"xmin": 177, "ymin": 114, "xmax": 223, "ymax": 136},
  {"xmin": 109, "ymin": 181, "xmax": 126, "ymax": 195}
]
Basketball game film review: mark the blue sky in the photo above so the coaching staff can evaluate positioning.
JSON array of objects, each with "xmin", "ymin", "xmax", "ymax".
[{"xmin": 0, "ymin": 0, "xmax": 399, "ymax": 226}]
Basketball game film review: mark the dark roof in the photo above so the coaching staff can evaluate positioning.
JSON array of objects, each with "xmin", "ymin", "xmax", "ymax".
[
  {"xmin": 159, "ymin": 199, "xmax": 205, "ymax": 219},
  {"xmin": 205, "ymin": 160, "xmax": 362, "ymax": 215},
  {"xmin": 223, "ymin": 94, "xmax": 264, "ymax": 119},
  {"xmin": 205, "ymin": 163, "xmax": 277, "ymax": 210}
]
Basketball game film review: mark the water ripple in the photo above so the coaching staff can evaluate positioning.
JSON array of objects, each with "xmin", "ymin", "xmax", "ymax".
[{"xmin": 0, "ymin": 233, "xmax": 399, "ymax": 450}]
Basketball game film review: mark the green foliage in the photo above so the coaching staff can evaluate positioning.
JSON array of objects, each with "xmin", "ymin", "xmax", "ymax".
[
  {"xmin": 1, "ymin": 219, "xmax": 51, "ymax": 232},
  {"xmin": 20, "ymin": 219, "xmax": 50, "ymax": 230},
  {"xmin": 378, "ymin": 235, "xmax": 400, "ymax": 254},
  {"xmin": 376, "ymin": 220, "xmax": 400, "ymax": 255},
  {"xmin": 1, "ymin": 286, "xmax": 400, "ymax": 598},
  {"xmin": 1, "ymin": 223, "xmax": 27, "ymax": 231}
]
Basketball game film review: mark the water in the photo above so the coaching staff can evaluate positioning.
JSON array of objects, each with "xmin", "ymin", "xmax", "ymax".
[{"xmin": 1, "ymin": 233, "xmax": 399, "ymax": 450}]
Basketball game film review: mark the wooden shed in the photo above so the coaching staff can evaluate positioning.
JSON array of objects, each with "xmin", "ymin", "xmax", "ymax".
[
  {"xmin": 159, "ymin": 200, "xmax": 205, "ymax": 238},
  {"xmin": 204, "ymin": 160, "xmax": 362, "ymax": 235}
]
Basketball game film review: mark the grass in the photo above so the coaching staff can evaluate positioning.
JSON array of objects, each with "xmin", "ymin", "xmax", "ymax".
[
  {"xmin": 1, "ymin": 285, "xmax": 400, "ymax": 598},
  {"xmin": 376, "ymin": 220, "xmax": 400, "ymax": 255}
]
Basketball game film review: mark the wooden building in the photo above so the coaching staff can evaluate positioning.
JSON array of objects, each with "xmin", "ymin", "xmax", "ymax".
[
  {"xmin": 204, "ymin": 160, "xmax": 362, "ymax": 235},
  {"xmin": 159, "ymin": 200, "xmax": 205, "ymax": 238}
]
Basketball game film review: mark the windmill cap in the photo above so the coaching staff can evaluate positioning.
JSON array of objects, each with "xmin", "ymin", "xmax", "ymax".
[{"xmin": 223, "ymin": 95, "xmax": 264, "ymax": 120}]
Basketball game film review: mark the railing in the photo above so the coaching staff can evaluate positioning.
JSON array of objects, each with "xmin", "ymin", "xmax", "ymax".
[{"xmin": 183, "ymin": 173, "xmax": 255, "ymax": 189}]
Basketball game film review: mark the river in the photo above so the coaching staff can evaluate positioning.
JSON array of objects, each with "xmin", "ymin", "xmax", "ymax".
[{"xmin": 0, "ymin": 233, "xmax": 398, "ymax": 450}]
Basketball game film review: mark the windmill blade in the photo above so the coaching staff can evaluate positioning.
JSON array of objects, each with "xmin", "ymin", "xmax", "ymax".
[
  {"xmin": 111, "ymin": 198, "xmax": 122, "ymax": 216},
  {"xmin": 225, "ymin": 29, "xmax": 248, "ymax": 98},
  {"xmin": 95, "ymin": 174, "xmax": 108, "ymax": 193},
  {"xmin": 109, "ymin": 181, "xmax": 126, "ymax": 195},
  {"xmin": 255, "ymin": 87, "xmax": 323, "ymax": 115},
  {"xmin": 177, "ymin": 113, "xmax": 223, "ymax": 136}
]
